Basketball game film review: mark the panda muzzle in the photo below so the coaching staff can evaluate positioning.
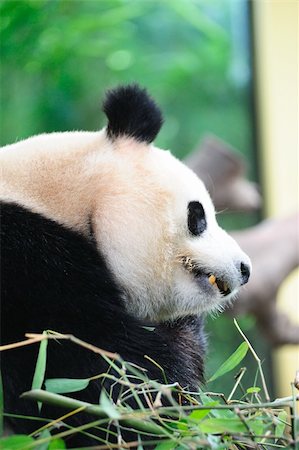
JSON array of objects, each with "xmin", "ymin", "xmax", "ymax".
[{"xmin": 181, "ymin": 257, "xmax": 232, "ymax": 296}]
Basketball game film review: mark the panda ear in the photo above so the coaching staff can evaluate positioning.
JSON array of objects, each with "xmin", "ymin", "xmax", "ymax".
[{"xmin": 102, "ymin": 84, "xmax": 163, "ymax": 144}]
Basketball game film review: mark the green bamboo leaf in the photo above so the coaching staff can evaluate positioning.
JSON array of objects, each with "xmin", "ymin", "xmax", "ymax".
[
  {"xmin": 31, "ymin": 332, "xmax": 48, "ymax": 411},
  {"xmin": 208, "ymin": 342, "xmax": 248, "ymax": 382},
  {"xmin": 154, "ymin": 441, "xmax": 177, "ymax": 450},
  {"xmin": 189, "ymin": 402, "xmax": 218, "ymax": 421},
  {"xmin": 198, "ymin": 392, "xmax": 234, "ymax": 419},
  {"xmin": 173, "ymin": 419, "xmax": 188, "ymax": 432},
  {"xmin": 35, "ymin": 431, "xmax": 66, "ymax": 450},
  {"xmin": 198, "ymin": 417, "xmax": 246, "ymax": 434},
  {"xmin": 249, "ymin": 419, "xmax": 265, "ymax": 437},
  {"xmin": 45, "ymin": 377, "xmax": 90, "ymax": 394},
  {"xmin": 48, "ymin": 438, "xmax": 66, "ymax": 449},
  {"xmin": 35, "ymin": 428, "xmax": 51, "ymax": 450},
  {"xmin": 0, "ymin": 435, "xmax": 35, "ymax": 449},
  {"xmin": 99, "ymin": 390, "xmax": 120, "ymax": 419},
  {"xmin": 275, "ymin": 410, "xmax": 288, "ymax": 439},
  {"xmin": 246, "ymin": 387, "xmax": 261, "ymax": 394},
  {"xmin": 211, "ymin": 407, "xmax": 235, "ymax": 419}
]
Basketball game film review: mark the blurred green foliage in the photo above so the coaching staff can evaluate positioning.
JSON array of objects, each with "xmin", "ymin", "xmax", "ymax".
[
  {"xmin": 1, "ymin": 0, "xmax": 268, "ymax": 394},
  {"xmin": 1, "ymin": 0, "xmax": 254, "ymax": 164}
]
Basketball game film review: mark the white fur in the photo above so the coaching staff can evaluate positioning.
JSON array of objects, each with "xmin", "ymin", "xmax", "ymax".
[{"xmin": 0, "ymin": 131, "xmax": 251, "ymax": 321}]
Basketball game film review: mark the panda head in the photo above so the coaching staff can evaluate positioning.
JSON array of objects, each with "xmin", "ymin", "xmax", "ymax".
[
  {"xmin": 0, "ymin": 84, "xmax": 251, "ymax": 322},
  {"xmin": 97, "ymin": 85, "xmax": 251, "ymax": 320}
]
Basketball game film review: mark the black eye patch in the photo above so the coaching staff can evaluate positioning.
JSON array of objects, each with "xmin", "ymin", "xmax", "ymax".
[{"xmin": 187, "ymin": 201, "xmax": 207, "ymax": 236}]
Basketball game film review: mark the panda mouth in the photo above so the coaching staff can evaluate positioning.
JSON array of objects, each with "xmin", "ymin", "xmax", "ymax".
[
  {"xmin": 206, "ymin": 273, "xmax": 231, "ymax": 297},
  {"xmin": 181, "ymin": 257, "xmax": 231, "ymax": 297}
]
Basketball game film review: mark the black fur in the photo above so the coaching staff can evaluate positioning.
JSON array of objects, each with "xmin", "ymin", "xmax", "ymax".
[
  {"xmin": 1, "ymin": 202, "xmax": 205, "ymax": 448},
  {"xmin": 103, "ymin": 84, "xmax": 163, "ymax": 143},
  {"xmin": 188, "ymin": 201, "xmax": 207, "ymax": 236}
]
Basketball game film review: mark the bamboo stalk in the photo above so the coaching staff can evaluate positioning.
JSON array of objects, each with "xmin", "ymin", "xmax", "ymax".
[
  {"xmin": 21, "ymin": 389, "xmax": 298, "ymax": 415},
  {"xmin": 21, "ymin": 390, "xmax": 167, "ymax": 436},
  {"xmin": 234, "ymin": 318, "xmax": 270, "ymax": 401}
]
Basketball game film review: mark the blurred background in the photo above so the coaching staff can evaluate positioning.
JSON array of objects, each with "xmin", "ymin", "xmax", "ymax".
[{"xmin": 1, "ymin": 0, "xmax": 298, "ymax": 400}]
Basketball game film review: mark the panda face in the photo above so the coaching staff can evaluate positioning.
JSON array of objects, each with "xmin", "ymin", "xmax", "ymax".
[
  {"xmin": 0, "ymin": 84, "xmax": 251, "ymax": 322},
  {"xmin": 91, "ymin": 140, "xmax": 251, "ymax": 321}
]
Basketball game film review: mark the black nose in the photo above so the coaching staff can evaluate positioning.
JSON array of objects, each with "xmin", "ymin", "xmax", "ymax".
[{"xmin": 240, "ymin": 262, "xmax": 251, "ymax": 285}]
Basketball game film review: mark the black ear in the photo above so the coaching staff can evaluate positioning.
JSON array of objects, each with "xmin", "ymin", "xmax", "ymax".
[{"xmin": 103, "ymin": 84, "xmax": 163, "ymax": 144}]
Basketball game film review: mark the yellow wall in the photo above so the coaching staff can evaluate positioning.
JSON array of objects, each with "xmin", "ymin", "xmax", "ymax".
[{"xmin": 252, "ymin": 0, "xmax": 298, "ymax": 397}]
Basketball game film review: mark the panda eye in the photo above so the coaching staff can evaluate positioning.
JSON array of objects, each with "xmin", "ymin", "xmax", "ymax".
[{"xmin": 187, "ymin": 201, "xmax": 207, "ymax": 236}]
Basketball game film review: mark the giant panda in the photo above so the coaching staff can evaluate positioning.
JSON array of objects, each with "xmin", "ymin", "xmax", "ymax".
[{"xmin": 0, "ymin": 85, "xmax": 251, "ymax": 447}]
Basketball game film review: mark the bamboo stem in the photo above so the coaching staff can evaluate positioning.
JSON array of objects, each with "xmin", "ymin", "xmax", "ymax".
[
  {"xmin": 21, "ymin": 390, "xmax": 167, "ymax": 436},
  {"xmin": 21, "ymin": 389, "xmax": 298, "ymax": 415},
  {"xmin": 234, "ymin": 318, "xmax": 270, "ymax": 401}
]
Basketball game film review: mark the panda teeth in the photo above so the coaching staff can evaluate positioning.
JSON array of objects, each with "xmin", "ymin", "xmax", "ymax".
[
  {"xmin": 181, "ymin": 260, "xmax": 231, "ymax": 296},
  {"xmin": 216, "ymin": 279, "xmax": 231, "ymax": 296},
  {"xmin": 209, "ymin": 274, "xmax": 231, "ymax": 296},
  {"xmin": 208, "ymin": 274, "xmax": 216, "ymax": 285}
]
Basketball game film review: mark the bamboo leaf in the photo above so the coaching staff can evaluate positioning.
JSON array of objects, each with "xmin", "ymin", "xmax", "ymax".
[
  {"xmin": 189, "ymin": 402, "xmax": 218, "ymax": 421},
  {"xmin": 31, "ymin": 331, "xmax": 48, "ymax": 411},
  {"xmin": 208, "ymin": 342, "xmax": 248, "ymax": 382},
  {"xmin": 198, "ymin": 417, "xmax": 246, "ymax": 434},
  {"xmin": 275, "ymin": 410, "xmax": 288, "ymax": 439},
  {"xmin": 45, "ymin": 377, "xmax": 90, "ymax": 394},
  {"xmin": 246, "ymin": 387, "xmax": 261, "ymax": 394},
  {"xmin": 249, "ymin": 419, "xmax": 265, "ymax": 437},
  {"xmin": 0, "ymin": 435, "xmax": 35, "ymax": 449},
  {"xmin": 48, "ymin": 438, "xmax": 66, "ymax": 449},
  {"xmin": 211, "ymin": 407, "xmax": 235, "ymax": 419},
  {"xmin": 154, "ymin": 442, "xmax": 177, "ymax": 450},
  {"xmin": 35, "ymin": 428, "xmax": 51, "ymax": 450},
  {"xmin": 99, "ymin": 390, "xmax": 120, "ymax": 419}
]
